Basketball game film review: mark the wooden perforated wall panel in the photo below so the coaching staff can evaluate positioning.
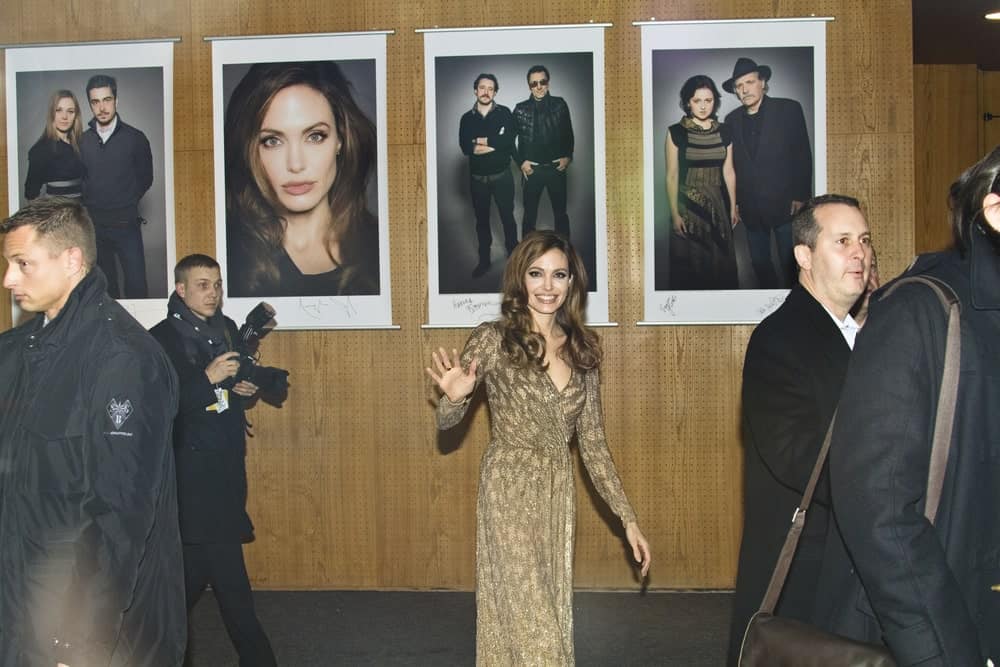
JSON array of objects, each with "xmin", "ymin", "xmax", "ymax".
[
  {"xmin": 913, "ymin": 64, "xmax": 979, "ymax": 255},
  {"xmin": 0, "ymin": 0, "xmax": 913, "ymax": 590}
]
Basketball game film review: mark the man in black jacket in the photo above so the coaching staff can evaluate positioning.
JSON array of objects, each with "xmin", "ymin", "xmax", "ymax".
[
  {"xmin": 813, "ymin": 148, "xmax": 1000, "ymax": 665},
  {"xmin": 0, "ymin": 197, "xmax": 185, "ymax": 666},
  {"xmin": 512, "ymin": 65, "xmax": 574, "ymax": 238},
  {"xmin": 459, "ymin": 73, "xmax": 518, "ymax": 278},
  {"xmin": 723, "ymin": 57, "xmax": 813, "ymax": 289},
  {"xmin": 727, "ymin": 194, "xmax": 872, "ymax": 665},
  {"xmin": 81, "ymin": 74, "xmax": 154, "ymax": 299},
  {"xmin": 150, "ymin": 254, "xmax": 277, "ymax": 667}
]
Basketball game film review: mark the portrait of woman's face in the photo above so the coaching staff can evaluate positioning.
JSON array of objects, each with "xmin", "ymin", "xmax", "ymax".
[
  {"xmin": 257, "ymin": 83, "xmax": 341, "ymax": 216},
  {"xmin": 53, "ymin": 97, "xmax": 77, "ymax": 133},
  {"xmin": 689, "ymin": 87, "xmax": 715, "ymax": 122},
  {"xmin": 523, "ymin": 248, "xmax": 571, "ymax": 317}
]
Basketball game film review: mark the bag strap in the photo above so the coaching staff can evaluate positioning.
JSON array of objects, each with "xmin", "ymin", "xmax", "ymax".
[
  {"xmin": 879, "ymin": 276, "xmax": 960, "ymax": 523},
  {"xmin": 757, "ymin": 275, "xmax": 961, "ymax": 614}
]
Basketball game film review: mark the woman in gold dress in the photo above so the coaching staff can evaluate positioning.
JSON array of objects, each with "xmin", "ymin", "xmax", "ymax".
[{"xmin": 426, "ymin": 231, "xmax": 652, "ymax": 665}]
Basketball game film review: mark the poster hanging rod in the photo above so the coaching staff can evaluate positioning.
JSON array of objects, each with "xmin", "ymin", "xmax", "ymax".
[
  {"xmin": 632, "ymin": 17, "xmax": 834, "ymax": 26},
  {"xmin": 416, "ymin": 23, "xmax": 612, "ymax": 34},
  {"xmin": 422, "ymin": 322, "xmax": 619, "ymax": 330},
  {"xmin": 0, "ymin": 37, "xmax": 181, "ymax": 50},
  {"xmin": 204, "ymin": 30, "xmax": 395, "ymax": 42}
]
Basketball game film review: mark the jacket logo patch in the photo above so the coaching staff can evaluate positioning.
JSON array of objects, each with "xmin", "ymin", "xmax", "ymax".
[{"xmin": 107, "ymin": 398, "xmax": 134, "ymax": 429}]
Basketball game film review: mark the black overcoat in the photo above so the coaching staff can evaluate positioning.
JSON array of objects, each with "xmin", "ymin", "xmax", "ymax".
[
  {"xmin": 150, "ymin": 311, "xmax": 255, "ymax": 545},
  {"xmin": 0, "ymin": 269, "xmax": 185, "ymax": 666},
  {"xmin": 814, "ymin": 228, "xmax": 1000, "ymax": 666},
  {"xmin": 726, "ymin": 283, "xmax": 852, "ymax": 665}
]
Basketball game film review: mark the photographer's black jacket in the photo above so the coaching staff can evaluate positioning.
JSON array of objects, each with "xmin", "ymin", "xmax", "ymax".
[
  {"xmin": 151, "ymin": 295, "xmax": 255, "ymax": 545},
  {"xmin": 0, "ymin": 268, "xmax": 185, "ymax": 667}
]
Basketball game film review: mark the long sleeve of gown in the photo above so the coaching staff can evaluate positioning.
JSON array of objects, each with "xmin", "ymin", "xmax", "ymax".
[
  {"xmin": 576, "ymin": 368, "xmax": 637, "ymax": 525},
  {"xmin": 435, "ymin": 323, "xmax": 497, "ymax": 430}
]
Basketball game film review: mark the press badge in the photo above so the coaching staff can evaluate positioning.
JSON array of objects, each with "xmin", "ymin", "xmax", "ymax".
[{"xmin": 209, "ymin": 387, "xmax": 230, "ymax": 413}]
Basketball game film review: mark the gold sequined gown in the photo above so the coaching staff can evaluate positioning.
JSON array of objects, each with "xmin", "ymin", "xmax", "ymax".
[{"xmin": 437, "ymin": 323, "xmax": 638, "ymax": 666}]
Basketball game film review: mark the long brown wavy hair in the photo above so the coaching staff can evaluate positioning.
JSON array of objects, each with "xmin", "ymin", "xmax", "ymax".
[
  {"xmin": 41, "ymin": 90, "xmax": 83, "ymax": 154},
  {"xmin": 225, "ymin": 61, "xmax": 377, "ymax": 294},
  {"xmin": 499, "ymin": 231, "xmax": 601, "ymax": 371}
]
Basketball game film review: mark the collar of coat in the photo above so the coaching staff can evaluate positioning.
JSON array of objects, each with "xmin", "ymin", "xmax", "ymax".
[
  {"xmin": 26, "ymin": 266, "xmax": 110, "ymax": 349},
  {"xmin": 970, "ymin": 222, "xmax": 1000, "ymax": 310}
]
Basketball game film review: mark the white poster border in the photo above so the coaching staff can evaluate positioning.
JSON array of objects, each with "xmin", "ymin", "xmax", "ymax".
[
  {"xmin": 210, "ymin": 33, "xmax": 394, "ymax": 330},
  {"xmin": 422, "ymin": 25, "xmax": 610, "ymax": 328},
  {"xmin": 5, "ymin": 40, "xmax": 176, "ymax": 329}
]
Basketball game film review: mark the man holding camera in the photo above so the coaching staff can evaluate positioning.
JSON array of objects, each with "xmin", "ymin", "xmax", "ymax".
[{"xmin": 150, "ymin": 254, "xmax": 277, "ymax": 666}]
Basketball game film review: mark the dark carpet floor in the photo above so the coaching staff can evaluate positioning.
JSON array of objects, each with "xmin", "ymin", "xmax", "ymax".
[{"xmin": 187, "ymin": 589, "xmax": 732, "ymax": 666}]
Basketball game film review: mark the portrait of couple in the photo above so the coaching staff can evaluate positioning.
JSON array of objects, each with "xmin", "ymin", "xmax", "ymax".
[
  {"xmin": 13, "ymin": 66, "xmax": 169, "ymax": 300},
  {"xmin": 651, "ymin": 47, "xmax": 817, "ymax": 292}
]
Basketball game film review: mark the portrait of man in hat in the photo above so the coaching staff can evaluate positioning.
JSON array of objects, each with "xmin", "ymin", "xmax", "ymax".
[{"xmin": 723, "ymin": 56, "xmax": 813, "ymax": 289}]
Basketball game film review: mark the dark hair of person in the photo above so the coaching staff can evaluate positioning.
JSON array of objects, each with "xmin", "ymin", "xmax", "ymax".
[
  {"xmin": 679, "ymin": 75, "xmax": 722, "ymax": 119},
  {"xmin": 85, "ymin": 74, "xmax": 117, "ymax": 99},
  {"xmin": 792, "ymin": 193, "xmax": 863, "ymax": 249},
  {"xmin": 498, "ymin": 231, "xmax": 601, "ymax": 371},
  {"xmin": 474, "ymin": 73, "xmax": 499, "ymax": 92},
  {"xmin": 224, "ymin": 60, "xmax": 377, "ymax": 293},
  {"xmin": 947, "ymin": 144, "xmax": 1000, "ymax": 254},
  {"xmin": 41, "ymin": 89, "xmax": 84, "ymax": 155},
  {"xmin": 526, "ymin": 65, "xmax": 550, "ymax": 83},
  {"xmin": 174, "ymin": 253, "xmax": 220, "ymax": 284},
  {"xmin": 1, "ymin": 197, "xmax": 96, "ymax": 270}
]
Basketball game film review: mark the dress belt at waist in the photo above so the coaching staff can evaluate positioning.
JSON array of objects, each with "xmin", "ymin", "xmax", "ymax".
[
  {"xmin": 471, "ymin": 170, "xmax": 510, "ymax": 184},
  {"xmin": 46, "ymin": 179, "xmax": 82, "ymax": 188}
]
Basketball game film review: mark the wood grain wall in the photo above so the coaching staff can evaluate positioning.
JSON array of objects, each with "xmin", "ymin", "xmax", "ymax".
[
  {"xmin": 913, "ymin": 64, "xmax": 979, "ymax": 254},
  {"xmin": 0, "ymin": 0, "xmax": 914, "ymax": 590}
]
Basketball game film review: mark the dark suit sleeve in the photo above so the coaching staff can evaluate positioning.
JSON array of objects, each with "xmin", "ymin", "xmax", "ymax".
[
  {"xmin": 24, "ymin": 142, "xmax": 45, "ymax": 200},
  {"xmin": 786, "ymin": 100, "xmax": 812, "ymax": 202},
  {"xmin": 742, "ymin": 322, "xmax": 832, "ymax": 503},
  {"xmin": 57, "ymin": 343, "xmax": 179, "ymax": 665},
  {"xmin": 134, "ymin": 130, "xmax": 154, "ymax": 199},
  {"xmin": 151, "ymin": 325, "xmax": 221, "ymax": 417},
  {"xmin": 830, "ymin": 287, "xmax": 982, "ymax": 666},
  {"xmin": 459, "ymin": 112, "xmax": 475, "ymax": 157},
  {"xmin": 511, "ymin": 103, "xmax": 525, "ymax": 166},
  {"xmin": 559, "ymin": 98, "xmax": 574, "ymax": 159}
]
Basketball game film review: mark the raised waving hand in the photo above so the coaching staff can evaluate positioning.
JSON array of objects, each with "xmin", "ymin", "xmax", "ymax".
[{"xmin": 425, "ymin": 347, "xmax": 478, "ymax": 403}]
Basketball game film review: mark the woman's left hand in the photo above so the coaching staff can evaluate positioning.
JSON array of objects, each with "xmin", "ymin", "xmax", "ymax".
[{"xmin": 625, "ymin": 522, "xmax": 652, "ymax": 578}]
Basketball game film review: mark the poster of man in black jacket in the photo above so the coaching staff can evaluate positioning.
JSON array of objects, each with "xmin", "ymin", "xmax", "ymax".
[
  {"xmin": 512, "ymin": 65, "xmax": 575, "ymax": 240},
  {"xmin": 459, "ymin": 73, "xmax": 518, "ymax": 278},
  {"xmin": 150, "ymin": 254, "xmax": 283, "ymax": 666},
  {"xmin": 0, "ymin": 197, "xmax": 186, "ymax": 666},
  {"xmin": 81, "ymin": 74, "xmax": 154, "ymax": 300},
  {"xmin": 723, "ymin": 57, "xmax": 813, "ymax": 289}
]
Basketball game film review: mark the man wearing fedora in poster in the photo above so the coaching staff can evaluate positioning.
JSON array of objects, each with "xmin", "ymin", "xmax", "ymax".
[{"xmin": 724, "ymin": 57, "xmax": 813, "ymax": 289}]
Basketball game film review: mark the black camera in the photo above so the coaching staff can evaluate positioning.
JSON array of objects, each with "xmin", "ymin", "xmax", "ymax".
[{"xmin": 230, "ymin": 302, "xmax": 289, "ymax": 393}]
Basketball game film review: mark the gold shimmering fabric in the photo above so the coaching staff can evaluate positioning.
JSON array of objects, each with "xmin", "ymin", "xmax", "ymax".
[{"xmin": 437, "ymin": 323, "xmax": 637, "ymax": 666}]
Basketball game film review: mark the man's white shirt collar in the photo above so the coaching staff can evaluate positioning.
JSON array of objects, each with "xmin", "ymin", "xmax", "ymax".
[
  {"xmin": 97, "ymin": 115, "xmax": 118, "ymax": 142},
  {"xmin": 820, "ymin": 304, "xmax": 861, "ymax": 349}
]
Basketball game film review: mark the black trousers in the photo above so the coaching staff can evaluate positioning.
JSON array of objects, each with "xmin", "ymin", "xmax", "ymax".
[
  {"xmin": 184, "ymin": 542, "xmax": 277, "ymax": 667},
  {"xmin": 470, "ymin": 169, "xmax": 518, "ymax": 262},
  {"xmin": 93, "ymin": 218, "xmax": 149, "ymax": 299},
  {"xmin": 522, "ymin": 164, "xmax": 570, "ymax": 238}
]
